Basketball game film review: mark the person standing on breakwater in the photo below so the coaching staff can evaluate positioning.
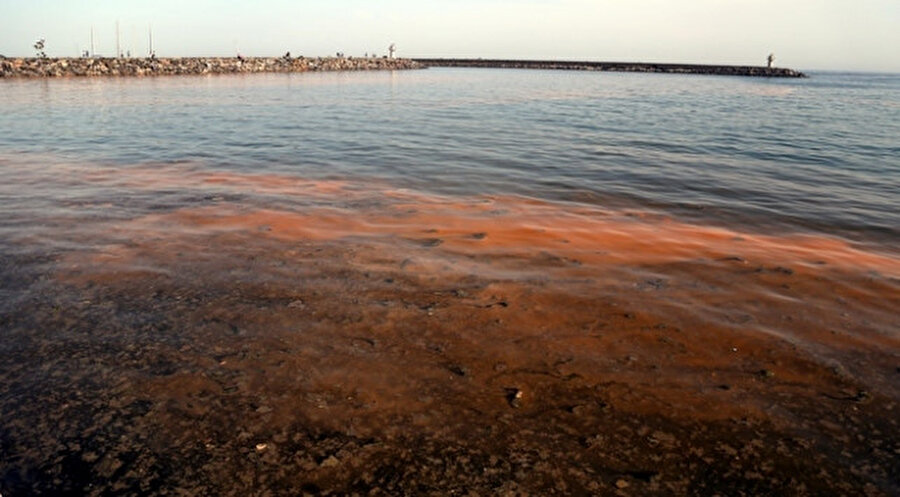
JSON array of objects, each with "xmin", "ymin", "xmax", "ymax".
[{"xmin": 767, "ymin": 53, "xmax": 775, "ymax": 68}]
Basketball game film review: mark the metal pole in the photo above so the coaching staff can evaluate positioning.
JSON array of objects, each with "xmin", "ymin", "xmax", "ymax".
[
  {"xmin": 116, "ymin": 21, "xmax": 120, "ymax": 57},
  {"xmin": 149, "ymin": 24, "xmax": 153, "ymax": 56},
  {"xmin": 90, "ymin": 26, "xmax": 94, "ymax": 56}
]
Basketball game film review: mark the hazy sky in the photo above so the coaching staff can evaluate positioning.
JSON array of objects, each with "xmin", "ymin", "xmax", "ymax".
[{"xmin": 1, "ymin": 0, "xmax": 898, "ymax": 71}]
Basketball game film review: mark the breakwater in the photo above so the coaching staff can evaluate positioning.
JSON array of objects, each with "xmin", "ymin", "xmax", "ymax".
[
  {"xmin": 0, "ymin": 56, "xmax": 423, "ymax": 78},
  {"xmin": 414, "ymin": 58, "xmax": 807, "ymax": 77}
]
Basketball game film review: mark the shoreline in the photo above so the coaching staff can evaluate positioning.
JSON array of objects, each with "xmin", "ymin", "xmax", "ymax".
[
  {"xmin": 414, "ymin": 58, "xmax": 808, "ymax": 77},
  {"xmin": 0, "ymin": 56, "xmax": 423, "ymax": 78}
]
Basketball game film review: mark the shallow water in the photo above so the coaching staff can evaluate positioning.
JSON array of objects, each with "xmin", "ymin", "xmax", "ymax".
[{"xmin": 1, "ymin": 69, "xmax": 899, "ymax": 495}]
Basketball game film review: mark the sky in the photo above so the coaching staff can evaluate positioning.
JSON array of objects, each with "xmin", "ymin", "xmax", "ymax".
[{"xmin": 1, "ymin": 0, "xmax": 898, "ymax": 72}]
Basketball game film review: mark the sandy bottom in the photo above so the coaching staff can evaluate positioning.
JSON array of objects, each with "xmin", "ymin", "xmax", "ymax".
[{"xmin": 1, "ymin": 166, "xmax": 898, "ymax": 495}]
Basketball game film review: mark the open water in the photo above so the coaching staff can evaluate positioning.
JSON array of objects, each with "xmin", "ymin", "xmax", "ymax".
[{"xmin": 1, "ymin": 68, "xmax": 898, "ymax": 244}]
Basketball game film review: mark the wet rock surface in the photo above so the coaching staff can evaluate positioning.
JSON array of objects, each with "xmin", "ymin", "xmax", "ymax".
[{"xmin": 0, "ymin": 56, "xmax": 422, "ymax": 78}]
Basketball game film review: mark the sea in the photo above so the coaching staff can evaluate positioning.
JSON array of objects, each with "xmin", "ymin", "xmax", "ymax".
[
  {"xmin": 1, "ymin": 68, "xmax": 898, "ymax": 245},
  {"xmin": 1, "ymin": 67, "xmax": 899, "ymax": 495}
]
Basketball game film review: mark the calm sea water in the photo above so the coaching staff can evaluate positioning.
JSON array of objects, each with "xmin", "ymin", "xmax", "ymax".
[
  {"xmin": 1, "ymin": 68, "xmax": 898, "ymax": 243},
  {"xmin": 3, "ymin": 68, "xmax": 900, "ymax": 497}
]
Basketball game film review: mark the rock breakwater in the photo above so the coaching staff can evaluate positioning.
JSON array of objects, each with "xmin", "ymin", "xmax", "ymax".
[
  {"xmin": 0, "ymin": 56, "xmax": 423, "ymax": 78},
  {"xmin": 415, "ymin": 58, "xmax": 807, "ymax": 78}
]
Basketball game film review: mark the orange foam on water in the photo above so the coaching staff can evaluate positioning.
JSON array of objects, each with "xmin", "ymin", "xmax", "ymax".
[
  {"xmin": 116, "ymin": 202, "xmax": 899, "ymax": 280},
  {"xmin": 39, "ymin": 161, "xmax": 897, "ymax": 276}
]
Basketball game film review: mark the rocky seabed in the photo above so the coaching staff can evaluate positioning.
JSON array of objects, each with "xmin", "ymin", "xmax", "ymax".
[{"xmin": 0, "ymin": 56, "xmax": 423, "ymax": 78}]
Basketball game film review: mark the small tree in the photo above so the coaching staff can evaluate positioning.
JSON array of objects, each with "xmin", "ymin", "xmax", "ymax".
[{"xmin": 34, "ymin": 38, "xmax": 47, "ymax": 58}]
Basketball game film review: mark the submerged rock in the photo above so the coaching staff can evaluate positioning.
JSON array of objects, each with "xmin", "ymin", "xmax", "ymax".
[{"xmin": 505, "ymin": 388, "xmax": 523, "ymax": 408}]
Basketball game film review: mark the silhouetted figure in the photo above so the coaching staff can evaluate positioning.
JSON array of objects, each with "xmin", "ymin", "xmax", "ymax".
[
  {"xmin": 767, "ymin": 53, "xmax": 775, "ymax": 68},
  {"xmin": 34, "ymin": 39, "xmax": 47, "ymax": 59},
  {"xmin": 388, "ymin": 43, "xmax": 396, "ymax": 58}
]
